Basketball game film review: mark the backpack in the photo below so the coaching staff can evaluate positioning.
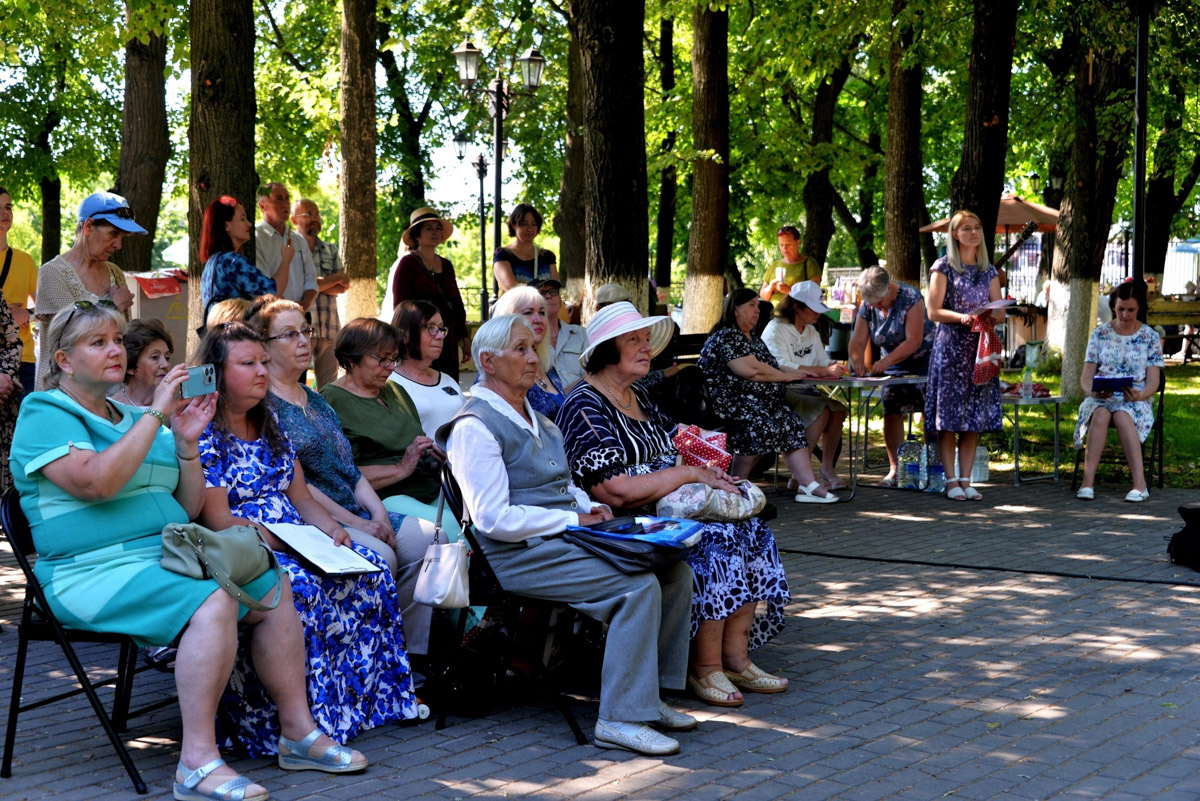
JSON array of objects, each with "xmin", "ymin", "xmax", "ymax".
[{"xmin": 1166, "ymin": 507, "xmax": 1200, "ymax": 571}]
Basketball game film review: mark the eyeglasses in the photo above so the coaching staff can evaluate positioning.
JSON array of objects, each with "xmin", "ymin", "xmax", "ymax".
[
  {"xmin": 539, "ymin": 289, "xmax": 560, "ymax": 299},
  {"xmin": 367, "ymin": 353, "xmax": 399, "ymax": 369},
  {"xmin": 89, "ymin": 207, "xmax": 135, "ymax": 221},
  {"xmin": 294, "ymin": 212, "xmax": 321, "ymax": 219},
  {"xmin": 265, "ymin": 327, "xmax": 315, "ymax": 343},
  {"xmin": 423, "ymin": 324, "xmax": 449, "ymax": 338},
  {"xmin": 61, "ymin": 299, "xmax": 119, "ymax": 341}
]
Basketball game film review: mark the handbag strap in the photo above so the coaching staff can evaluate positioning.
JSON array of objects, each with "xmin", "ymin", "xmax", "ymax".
[
  {"xmin": 183, "ymin": 529, "xmax": 283, "ymax": 612},
  {"xmin": 0, "ymin": 248, "xmax": 12, "ymax": 289}
]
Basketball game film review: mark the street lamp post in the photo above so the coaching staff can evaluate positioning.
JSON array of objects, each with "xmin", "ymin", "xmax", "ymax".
[
  {"xmin": 452, "ymin": 40, "xmax": 546, "ymax": 302},
  {"xmin": 454, "ymin": 133, "xmax": 492, "ymax": 321}
]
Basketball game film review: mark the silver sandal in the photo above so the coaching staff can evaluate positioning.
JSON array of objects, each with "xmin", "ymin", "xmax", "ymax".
[
  {"xmin": 277, "ymin": 729, "xmax": 367, "ymax": 773},
  {"xmin": 174, "ymin": 758, "xmax": 267, "ymax": 801}
]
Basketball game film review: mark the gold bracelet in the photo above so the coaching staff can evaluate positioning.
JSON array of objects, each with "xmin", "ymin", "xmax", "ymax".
[
  {"xmin": 145, "ymin": 409, "xmax": 167, "ymax": 426},
  {"xmin": 175, "ymin": 450, "xmax": 200, "ymax": 462}
]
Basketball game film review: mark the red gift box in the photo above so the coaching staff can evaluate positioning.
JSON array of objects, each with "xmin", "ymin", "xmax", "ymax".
[{"xmin": 674, "ymin": 424, "xmax": 732, "ymax": 472}]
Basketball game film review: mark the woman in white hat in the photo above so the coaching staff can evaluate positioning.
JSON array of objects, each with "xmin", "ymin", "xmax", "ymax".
[
  {"xmin": 558, "ymin": 302, "xmax": 792, "ymax": 709},
  {"xmin": 389, "ymin": 207, "xmax": 467, "ymax": 379}
]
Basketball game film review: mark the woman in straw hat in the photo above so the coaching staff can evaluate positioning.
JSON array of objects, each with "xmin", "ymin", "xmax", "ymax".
[
  {"xmin": 558, "ymin": 302, "xmax": 792, "ymax": 709},
  {"xmin": 389, "ymin": 207, "xmax": 467, "ymax": 379}
]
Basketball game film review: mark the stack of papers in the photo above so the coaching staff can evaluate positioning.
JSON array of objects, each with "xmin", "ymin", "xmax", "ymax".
[{"xmin": 264, "ymin": 523, "xmax": 382, "ymax": 575}]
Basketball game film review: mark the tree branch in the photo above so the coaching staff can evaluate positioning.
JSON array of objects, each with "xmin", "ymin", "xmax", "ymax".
[{"xmin": 258, "ymin": 0, "xmax": 308, "ymax": 74}]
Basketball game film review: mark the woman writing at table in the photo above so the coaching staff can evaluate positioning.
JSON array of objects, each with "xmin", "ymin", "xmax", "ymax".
[
  {"xmin": 924, "ymin": 211, "xmax": 1003, "ymax": 501},
  {"xmin": 849, "ymin": 266, "xmax": 936, "ymax": 486},
  {"xmin": 1075, "ymin": 281, "xmax": 1163, "ymax": 502}
]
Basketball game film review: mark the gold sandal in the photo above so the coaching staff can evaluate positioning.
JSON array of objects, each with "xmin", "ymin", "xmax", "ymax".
[
  {"xmin": 687, "ymin": 670, "xmax": 744, "ymax": 707},
  {"xmin": 723, "ymin": 662, "xmax": 789, "ymax": 694}
]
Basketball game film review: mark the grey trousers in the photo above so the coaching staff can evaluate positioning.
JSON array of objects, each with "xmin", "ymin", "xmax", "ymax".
[{"xmin": 487, "ymin": 536, "xmax": 693, "ymax": 722}]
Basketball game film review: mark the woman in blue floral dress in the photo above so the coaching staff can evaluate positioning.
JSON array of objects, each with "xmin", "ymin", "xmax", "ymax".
[
  {"xmin": 199, "ymin": 196, "xmax": 279, "ymax": 325},
  {"xmin": 559, "ymin": 302, "xmax": 791, "ymax": 709},
  {"xmin": 494, "ymin": 285, "xmax": 567, "ymax": 417},
  {"xmin": 1075, "ymin": 282, "xmax": 1164, "ymax": 502},
  {"xmin": 196, "ymin": 322, "xmax": 417, "ymax": 756},
  {"xmin": 924, "ymin": 210, "xmax": 1004, "ymax": 501}
]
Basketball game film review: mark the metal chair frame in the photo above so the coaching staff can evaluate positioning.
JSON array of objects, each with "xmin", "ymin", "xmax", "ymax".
[{"xmin": 1071, "ymin": 369, "xmax": 1167, "ymax": 491}]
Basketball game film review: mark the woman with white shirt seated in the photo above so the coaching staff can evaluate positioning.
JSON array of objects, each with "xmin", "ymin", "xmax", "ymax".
[
  {"xmin": 761, "ymin": 281, "xmax": 847, "ymax": 489},
  {"xmin": 389, "ymin": 300, "xmax": 465, "ymax": 438},
  {"xmin": 435, "ymin": 314, "xmax": 696, "ymax": 757}
]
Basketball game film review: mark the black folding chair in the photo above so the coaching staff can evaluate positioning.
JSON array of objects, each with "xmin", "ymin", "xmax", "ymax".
[
  {"xmin": 430, "ymin": 466, "xmax": 588, "ymax": 744},
  {"xmin": 1072, "ymin": 368, "xmax": 1167, "ymax": 491},
  {"xmin": 0, "ymin": 487, "xmax": 174, "ymax": 795}
]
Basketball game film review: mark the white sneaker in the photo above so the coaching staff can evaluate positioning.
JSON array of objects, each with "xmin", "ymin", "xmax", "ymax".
[
  {"xmin": 653, "ymin": 701, "xmax": 698, "ymax": 731},
  {"xmin": 594, "ymin": 719, "xmax": 680, "ymax": 755}
]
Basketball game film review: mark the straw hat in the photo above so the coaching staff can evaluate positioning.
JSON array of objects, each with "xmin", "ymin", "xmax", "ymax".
[
  {"xmin": 579, "ymin": 301, "xmax": 673, "ymax": 367},
  {"xmin": 402, "ymin": 207, "xmax": 454, "ymax": 248}
]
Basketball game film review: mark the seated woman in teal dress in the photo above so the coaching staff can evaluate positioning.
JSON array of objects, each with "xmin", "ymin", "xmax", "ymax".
[
  {"xmin": 1075, "ymin": 282, "xmax": 1164, "ymax": 503},
  {"xmin": 248, "ymin": 295, "xmax": 443, "ymax": 656},
  {"xmin": 195, "ymin": 322, "xmax": 417, "ymax": 759},
  {"xmin": 10, "ymin": 303, "xmax": 367, "ymax": 801}
]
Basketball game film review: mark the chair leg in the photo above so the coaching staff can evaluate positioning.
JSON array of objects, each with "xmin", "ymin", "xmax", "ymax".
[
  {"xmin": 52, "ymin": 632, "xmax": 148, "ymax": 794},
  {"xmin": 112, "ymin": 641, "xmax": 138, "ymax": 732},
  {"xmin": 1071, "ymin": 449, "xmax": 1083, "ymax": 491},
  {"xmin": 1, "ymin": 628, "xmax": 30, "ymax": 779}
]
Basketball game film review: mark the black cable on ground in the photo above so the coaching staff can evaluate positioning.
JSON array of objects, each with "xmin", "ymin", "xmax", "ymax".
[{"xmin": 777, "ymin": 547, "xmax": 1200, "ymax": 588}]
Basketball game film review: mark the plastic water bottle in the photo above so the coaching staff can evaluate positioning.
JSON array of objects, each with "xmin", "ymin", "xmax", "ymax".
[
  {"xmin": 973, "ymin": 445, "xmax": 990, "ymax": 483},
  {"xmin": 1021, "ymin": 367, "xmax": 1033, "ymax": 399},
  {"xmin": 898, "ymin": 437, "xmax": 922, "ymax": 490},
  {"xmin": 927, "ymin": 464, "xmax": 946, "ymax": 493}
]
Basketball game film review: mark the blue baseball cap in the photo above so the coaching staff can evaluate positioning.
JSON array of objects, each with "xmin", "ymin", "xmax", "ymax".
[{"xmin": 77, "ymin": 191, "xmax": 148, "ymax": 234}]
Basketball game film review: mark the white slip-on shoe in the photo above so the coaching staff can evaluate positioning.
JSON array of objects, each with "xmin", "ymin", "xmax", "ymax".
[
  {"xmin": 653, "ymin": 701, "xmax": 698, "ymax": 731},
  {"xmin": 1076, "ymin": 487, "xmax": 1094, "ymax": 500},
  {"xmin": 594, "ymin": 719, "xmax": 680, "ymax": 755},
  {"xmin": 1125, "ymin": 488, "xmax": 1150, "ymax": 502}
]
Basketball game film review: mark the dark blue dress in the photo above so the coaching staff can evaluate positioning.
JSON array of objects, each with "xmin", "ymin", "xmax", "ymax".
[
  {"xmin": 924, "ymin": 258, "xmax": 1002, "ymax": 433},
  {"xmin": 857, "ymin": 282, "xmax": 935, "ymax": 415},
  {"xmin": 557, "ymin": 383, "xmax": 789, "ymax": 650},
  {"xmin": 200, "ymin": 251, "xmax": 276, "ymax": 321}
]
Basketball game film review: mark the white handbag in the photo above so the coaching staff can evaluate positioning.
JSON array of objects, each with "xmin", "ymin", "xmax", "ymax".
[{"xmin": 413, "ymin": 493, "xmax": 470, "ymax": 609}]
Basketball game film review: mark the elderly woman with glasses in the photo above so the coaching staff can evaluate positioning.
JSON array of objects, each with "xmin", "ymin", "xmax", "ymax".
[
  {"xmin": 320, "ymin": 318, "xmax": 447, "ymax": 524},
  {"xmin": 389, "ymin": 299, "xmax": 465, "ymax": 439},
  {"xmin": 35, "ymin": 192, "xmax": 140, "ymax": 390},
  {"xmin": 924, "ymin": 210, "xmax": 1004, "ymax": 501},
  {"xmin": 247, "ymin": 298, "xmax": 444, "ymax": 656}
]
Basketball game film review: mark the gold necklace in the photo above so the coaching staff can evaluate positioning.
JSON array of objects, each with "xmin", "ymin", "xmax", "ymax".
[{"xmin": 594, "ymin": 372, "xmax": 633, "ymax": 411}]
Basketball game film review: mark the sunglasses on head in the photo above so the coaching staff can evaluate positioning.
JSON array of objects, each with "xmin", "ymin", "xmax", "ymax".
[
  {"xmin": 62, "ymin": 298, "xmax": 120, "ymax": 340},
  {"xmin": 89, "ymin": 207, "xmax": 135, "ymax": 221}
]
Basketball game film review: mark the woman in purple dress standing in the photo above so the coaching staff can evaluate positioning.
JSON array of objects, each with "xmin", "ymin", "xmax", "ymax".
[{"xmin": 924, "ymin": 210, "xmax": 1004, "ymax": 501}]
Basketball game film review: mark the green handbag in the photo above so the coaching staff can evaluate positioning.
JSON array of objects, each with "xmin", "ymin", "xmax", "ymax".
[{"xmin": 160, "ymin": 522, "xmax": 283, "ymax": 612}]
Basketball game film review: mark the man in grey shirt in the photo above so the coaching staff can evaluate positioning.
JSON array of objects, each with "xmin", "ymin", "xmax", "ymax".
[{"xmin": 255, "ymin": 182, "xmax": 318, "ymax": 312}]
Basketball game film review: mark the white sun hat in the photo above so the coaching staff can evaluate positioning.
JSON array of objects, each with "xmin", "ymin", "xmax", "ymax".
[{"xmin": 579, "ymin": 301, "xmax": 674, "ymax": 367}]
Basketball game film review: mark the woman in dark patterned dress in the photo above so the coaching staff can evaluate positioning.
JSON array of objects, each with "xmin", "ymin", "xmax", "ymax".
[
  {"xmin": 924, "ymin": 210, "xmax": 1004, "ymax": 501},
  {"xmin": 697, "ymin": 288, "xmax": 838, "ymax": 503},
  {"xmin": 558, "ymin": 302, "xmax": 791, "ymax": 709},
  {"xmin": 196, "ymin": 322, "xmax": 417, "ymax": 756}
]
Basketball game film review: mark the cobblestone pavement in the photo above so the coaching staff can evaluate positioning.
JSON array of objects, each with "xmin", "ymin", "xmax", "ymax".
[{"xmin": 2, "ymin": 473, "xmax": 1199, "ymax": 800}]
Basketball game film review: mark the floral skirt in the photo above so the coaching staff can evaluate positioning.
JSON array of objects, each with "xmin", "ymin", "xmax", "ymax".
[
  {"xmin": 216, "ymin": 545, "xmax": 417, "ymax": 756},
  {"xmin": 685, "ymin": 516, "xmax": 790, "ymax": 651},
  {"xmin": 1074, "ymin": 396, "xmax": 1154, "ymax": 449}
]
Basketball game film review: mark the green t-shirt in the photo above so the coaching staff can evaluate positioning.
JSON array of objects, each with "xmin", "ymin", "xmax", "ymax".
[
  {"xmin": 320, "ymin": 381, "xmax": 440, "ymax": 503},
  {"xmin": 764, "ymin": 256, "xmax": 822, "ymax": 306}
]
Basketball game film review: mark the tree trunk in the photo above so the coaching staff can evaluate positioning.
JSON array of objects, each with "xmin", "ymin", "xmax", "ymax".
[
  {"xmin": 653, "ymin": 10, "xmax": 677, "ymax": 299},
  {"xmin": 1144, "ymin": 79, "xmax": 1200, "ymax": 276},
  {"xmin": 554, "ymin": 9, "xmax": 587, "ymax": 300},
  {"xmin": 918, "ymin": 202, "xmax": 938, "ymax": 272},
  {"xmin": 188, "ymin": 0, "xmax": 257, "ymax": 354},
  {"xmin": 39, "ymin": 176, "xmax": 62, "ymax": 266},
  {"xmin": 574, "ymin": 0, "xmax": 651, "ymax": 318},
  {"xmin": 802, "ymin": 54, "xmax": 852, "ymax": 269},
  {"xmin": 948, "ymin": 0, "xmax": 1018, "ymax": 260},
  {"xmin": 113, "ymin": 12, "xmax": 169, "ymax": 276},
  {"xmin": 1049, "ymin": 44, "xmax": 1135, "ymax": 399},
  {"xmin": 681, "ymin": 3, "xmax": 728, "ymax": 333},
  {"xmin": 884, "ymin": 0, "xmax": 923, "ymax": 285},
  {"xmin": 340, "ymin": 0, "xmax": 378, "ymax": 321}
]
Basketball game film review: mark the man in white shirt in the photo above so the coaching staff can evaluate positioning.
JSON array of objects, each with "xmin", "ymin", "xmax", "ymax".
[
  {"xmin": 762, "ymin": 281, "xmax": 847, "ymax": 488},
  {"xmin": 255, "ymin": 182, "xmax": 318, "ymax": 311}
]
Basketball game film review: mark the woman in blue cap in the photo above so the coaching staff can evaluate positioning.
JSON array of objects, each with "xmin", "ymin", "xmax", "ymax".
[{"xmin": 35, "ymin": 191, "xmax": 146, "ymax": 390}]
